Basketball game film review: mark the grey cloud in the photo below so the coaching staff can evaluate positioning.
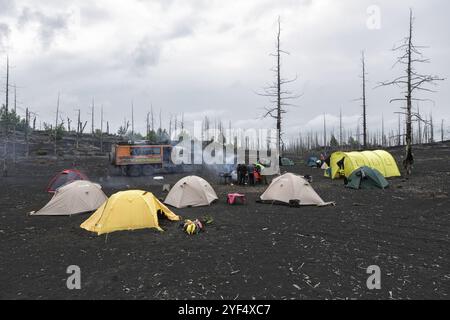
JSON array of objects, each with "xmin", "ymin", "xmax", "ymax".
[
  {"xmin": 167, "ymin": 20, "xmax": 195, "ymax": 40},
  {"xmin": 0, "ymin": 23, "xmax": 10, "ymax": 51},
  {"xmin": 132, "ymin": 38, "xmax": 161, "ymax": 70},
  {"xmin": 18, "ymin": 7, "xmax": 71, "ymax": 49},
  {"xmin": 7, "ymin": 0, "xmax": 450, "ymax": 138},
  {"xmin": 79, "ymin": 4, "xmax": 111, "ymax": 26},
  {"xmin": 0, "ymin": 0, "xmax": 15, "ymax": 16}
]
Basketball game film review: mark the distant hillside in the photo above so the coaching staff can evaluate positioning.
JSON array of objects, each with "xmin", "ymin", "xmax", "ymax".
[{"xmin": 0, "ymin": 130, "xmax": 122, "ymax": 160}]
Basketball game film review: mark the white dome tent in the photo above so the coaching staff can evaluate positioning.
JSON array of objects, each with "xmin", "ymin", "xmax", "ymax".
[
  {"xmin": 260, "ymin": 173, "xmax": 334, "ymax": 207},
  {"xmin": 164, "ymin": 176, "xmax": 218, "ymax": 208},
  {"xmin": 32, "ymin": 181, "xmax": 108, "ymax": 216}
]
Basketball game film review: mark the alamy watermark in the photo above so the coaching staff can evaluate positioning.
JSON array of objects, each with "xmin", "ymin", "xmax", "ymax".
[
  {"xmin": 66, "ymin": 265, "xmax": 81, "ymax": 290},
  {"xmin": 367, "ymin": 5, "xmax": 382, "ymax": 30},
  {"xmin": 170, "ymin": 122, "xmax": 280, "ymax": 175},
  {"xmin": 366, "ymin": 265, "xmax": 381, "ymax": 290}
]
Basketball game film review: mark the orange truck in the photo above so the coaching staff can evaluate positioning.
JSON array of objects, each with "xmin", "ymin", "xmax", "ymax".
[{"xmin": 110, "ymin": 142, "xmax": 180, "ymax": 176}]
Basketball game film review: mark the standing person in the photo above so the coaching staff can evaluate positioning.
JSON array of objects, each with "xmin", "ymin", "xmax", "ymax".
[
  {"xmin": 237, "ymin": 164, "xmax": 242, "ymax": 185},
  {"xmin": 255, "ymin": 162, "xmax": 267, "ymax": 185},
  {"xmin": 238, "ymin": 164, "xmax": 247, "ymax": 185},
  {"xmin": 253, "ymin": 164, "xmax": 261, "ymax": 184},
  {"xmin": 247, "ymin": 163, "xmax": 255, "ymax": 186}
]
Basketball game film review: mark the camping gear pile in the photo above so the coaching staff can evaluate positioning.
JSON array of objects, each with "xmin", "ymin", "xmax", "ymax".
[
  {"xmin": 227, "ymin": 193, "xmax": 246, "ymax": 205},
  {"xmin": 181, "ymin": 219, "xmax": 204, "ymax": 235}
]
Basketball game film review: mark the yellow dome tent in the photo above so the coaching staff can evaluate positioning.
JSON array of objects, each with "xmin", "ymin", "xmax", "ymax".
[
  {"xmin": 326, "ymin": 150, "xmax": 401, "ymax": 179},
  {"xmin": 81, "ymin": 190, "xmax": 180, "ymax": 235}
]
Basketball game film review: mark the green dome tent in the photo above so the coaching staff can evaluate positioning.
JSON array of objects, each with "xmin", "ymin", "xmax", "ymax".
[{"xmin": 345, "ymin": 166, "xmax": 389, "ymax": 190}]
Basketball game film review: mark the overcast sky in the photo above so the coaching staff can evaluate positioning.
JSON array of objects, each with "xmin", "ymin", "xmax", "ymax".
[{"xmin": 0, "ymin": 0, "xmax": 449, "ymax": 139}]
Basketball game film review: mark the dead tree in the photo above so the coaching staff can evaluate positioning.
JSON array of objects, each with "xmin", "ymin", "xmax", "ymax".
[
  {"xmin": 379, "ymin": 9, "xmax": 444, "ymax": 174},
  {"xmin": 12, "ymin": 85, "xmax": 17, "ymax": 163},
  {"xmin": 146, "ymin": 111, "xmax": 150, "ymax": 138},
  {"xmin": 361, "ymin": 51, "xmax": 368, "ymax": 148},
  {"xmin": 429, "ymin": 113, "xmax": 434, "ymax": 143},
  {"xmin": 54, "ymin": 94, "xmax": 60, "ymax": 157},
  {"xmin": 90, "ymin": 98, "xmax": 95, "ymax": 135},
  {"xmin": 131, "ymin": 101, "xmax": 135, "ymax": 140},
  {"xmin": 25, "ymin": 108, "xmax": 29, "ymax": 157},
  {"xmin": 339, "ymin": 108, "xmax": 343, "ymax": 147},
  {"xmin": 441, "ymin": 119, "xmax": 445, "ymax": 142},
  {"xmin": 5, "ymin": 56, "xmax": 9, "ymax": 114},
  {"xmin": 151, "ymin": 105, "xmax": 155, "ymax": 132},
  {"xmin": 2, "ymin": 57, "xmax": 10, "ymax": 176},
  {"xmin": 258, "ymin": 17, "xmax": 299, "ymax": 157},
  {"xmin": 75, "ymin": 109, "xmax": 87, "ymax": 150},
  {"xmin": 100, "ymin": 105, "xmax": 104, "ymax": 152}
]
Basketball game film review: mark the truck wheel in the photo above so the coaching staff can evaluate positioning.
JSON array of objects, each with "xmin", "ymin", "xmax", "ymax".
[
  {"xmin": 127, "ymin": 165, "xmax": 143, "ymax": 177},
  {"xmin": 142, "ymin": 165, "xmax": 155, "ymax": 176}
]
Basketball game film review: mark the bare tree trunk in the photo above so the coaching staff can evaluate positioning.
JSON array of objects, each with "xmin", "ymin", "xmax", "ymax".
[
  {"xmin": 276, "ymin": 18, "xmax": 282, "ymax": 157},
  {"xmin": 54, "ymin": 94, "xmax": 60, "ymax": 157},
  {"xmin": 441, "ymin": 119, "xmax": 445, "ymax": 142},
  {"xmin": 131, "ymin": 101, "xmax": 134, "ymax": 140},
  {"xmin": 25, "ymin": 108, "xmax": 29, "ymax": 158},
  {"xmin": 3, "ymin": 56, "xmax": 10, "ymax": 176},
  {"xmin": 430, "ymin": 114, "xmax": 434, "ymax": 143},
  {"xmin": 417, "ymin": 107, "xmax": 422, "ymax": 144},
  {"xmin": 339, "ymin": 108, "xmax": 343, "ymax": 147},
  {"xmin": 362, "ymin": 51, "xmax": 368, "ymax": 149},
  {"xmin": 76, "ymin": 109, "xmax": 81, "ymax": 150},
  {"xmin": 146, "ymin": 112, "xmax": 150, "ymax": 138},
  {"xmin": 5, "ymin": 56, "xmax": 9, "ymax": 114},
  {"xmin": 151, "ymin": 105, "xmax": 154, "ymax": 132},
  {"xmin": 12, "ymin": 85, "xmax": 16, "ymax": 163},
  {"xmin": 91, "ymin": 98, "xmax": 95, "ymax": 135},
  {"xmin": 100, "ymin": 105, "xmax": 104, "ymax": 152}
]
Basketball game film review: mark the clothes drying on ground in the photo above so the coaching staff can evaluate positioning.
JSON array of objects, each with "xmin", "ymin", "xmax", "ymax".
[{"xmin": 81, "ymin": 190, "xmax": 180, "ymax": 235}]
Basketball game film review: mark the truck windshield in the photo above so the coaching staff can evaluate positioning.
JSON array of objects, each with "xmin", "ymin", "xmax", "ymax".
[{"xmin": 131, "ymin": 147, "xmax": 161, "ymax": 156}]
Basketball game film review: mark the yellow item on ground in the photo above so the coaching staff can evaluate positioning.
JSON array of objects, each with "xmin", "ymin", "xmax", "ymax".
[
  {"xmin": 326, "ymin": 150, "xmax": 401, "ymax": 179},
  {"xmin": 80, "ymin": 190, "xmax": 180, "ymax": 235}
]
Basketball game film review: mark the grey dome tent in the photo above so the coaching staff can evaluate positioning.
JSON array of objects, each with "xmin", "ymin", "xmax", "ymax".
[{"xmin": 345, "ymin": 166, "xmax": 389, "ymax": 190}]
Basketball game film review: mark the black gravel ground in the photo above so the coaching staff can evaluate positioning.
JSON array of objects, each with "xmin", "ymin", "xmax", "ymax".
[{"xmin": 0, "ymin": 144, "xmax": 449, "ymax": 300}]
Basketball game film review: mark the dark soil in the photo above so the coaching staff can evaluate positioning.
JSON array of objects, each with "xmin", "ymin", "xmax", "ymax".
[{"xmin": 0, "ymin": 144, "xmax": 449, "ymax": 300}]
